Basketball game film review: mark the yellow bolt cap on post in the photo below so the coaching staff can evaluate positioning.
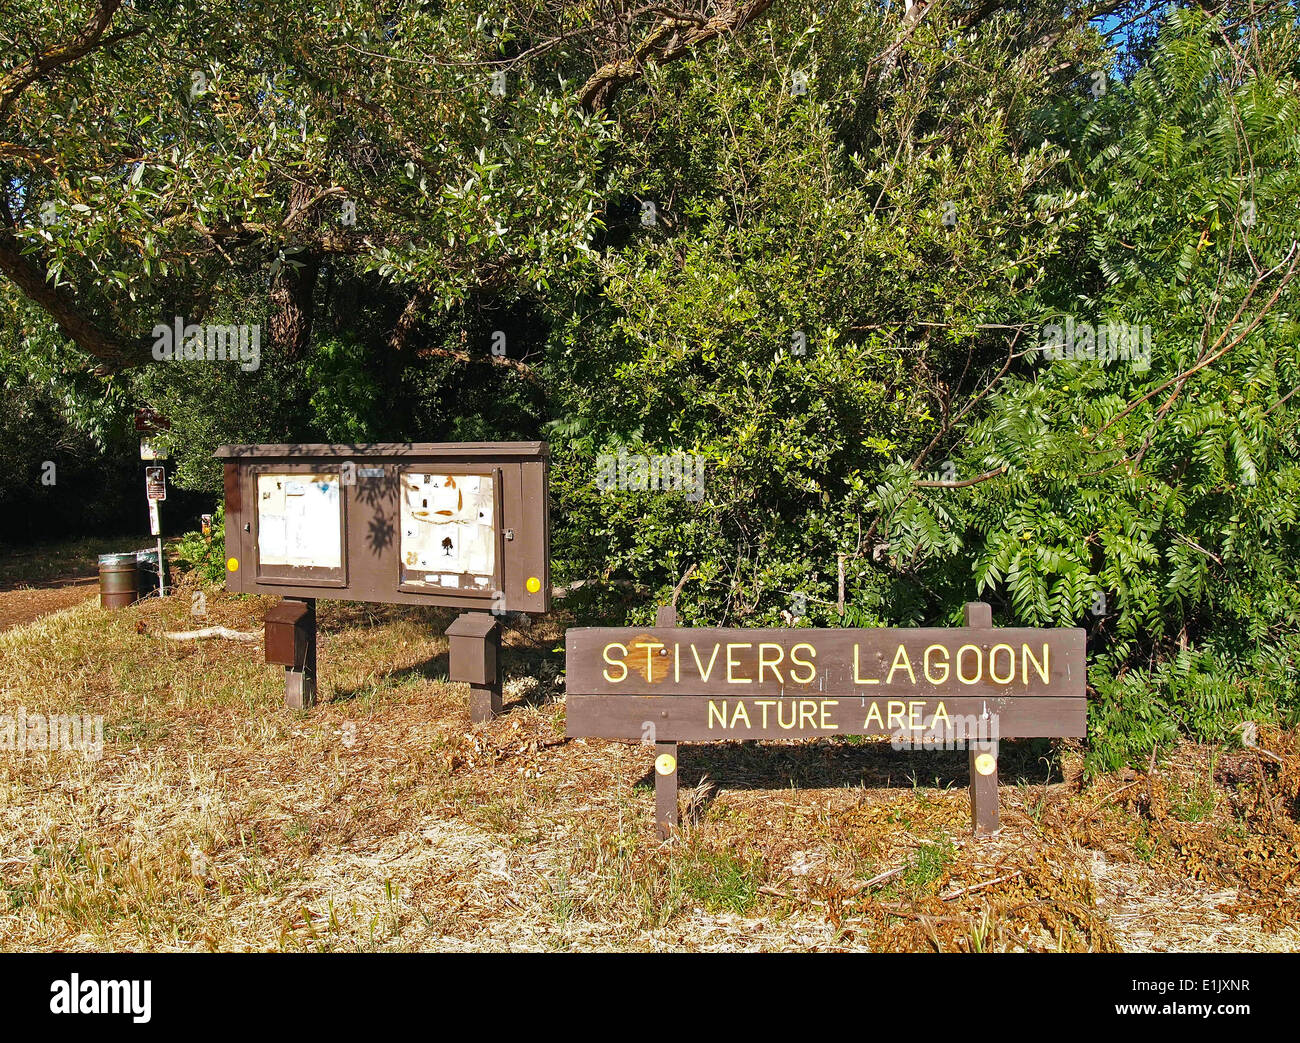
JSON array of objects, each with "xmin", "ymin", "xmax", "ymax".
[
  {"xmin": 975, "ymin": 752, "xmax": 997, "ymax": 776},
  {"xmin": 526, "ymin": 576, "xmax": 541, "ymax": 593},
  {"xmin": 655, "ymin": 753, "xmax": 677, "ymax": 776},
  {"xmin": 226, "ymin": 557, "xmax": 239, "ymax": 572}
]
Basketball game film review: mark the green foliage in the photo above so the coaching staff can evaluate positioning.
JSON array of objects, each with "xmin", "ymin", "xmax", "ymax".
[
  {"xmin": 304, "ymin": 335, "xmax": 383, "ymax": 443},
  {"xmin": 547, "ymin": 0, "xmax": 1098, "ymax": 627},
  {"xmin": 902, "ymin": 833, "xmax": 957, "ymax": 892},
  {"xmin": 907, "ymin": 9, "xmax": 1300, "ymax": 769},
  {"xmin": 171, "ymin": 506, "xmax": 227, "ymax": 585},
  {"xmin": 0, "ymin": 292, "xmax": 138, "ymax": 539},
  {"xmin": 677, "ymin": 848, "xmax": 766, "ymax": 915},
  {"xmin": 3, "ymin": 1, "xmax": 1298, "ymax": 772}
]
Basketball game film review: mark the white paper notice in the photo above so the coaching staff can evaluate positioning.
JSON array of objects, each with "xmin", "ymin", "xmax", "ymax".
[
  {"xmin": 257, "ymin": 473, "xmax": 342, "ymax": 568},
  {"xmin": 400, "ymin": 472, "xmax": 496, "ymax": 586}
]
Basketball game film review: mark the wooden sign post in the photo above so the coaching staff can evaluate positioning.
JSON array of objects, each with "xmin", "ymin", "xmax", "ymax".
[
  {"xmin": 960, "ymin": 600, "xmax": 999, "ymax": 833},
  {"xmin": 565, "ymin": 602, "xmax": 1085, "ymax": 839},
  {"xmin": 652, "ymin": 603, "xmax": 680, "ymax": 835}
]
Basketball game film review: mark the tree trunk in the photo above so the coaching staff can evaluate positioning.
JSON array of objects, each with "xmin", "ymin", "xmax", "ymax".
[
  {"xmin": 269, "ymin": 183, "xmax": 322, "ymax": 360},
  {"xmin": 269, "ymin": 256, "xmax": 319, "ymax": 361}
]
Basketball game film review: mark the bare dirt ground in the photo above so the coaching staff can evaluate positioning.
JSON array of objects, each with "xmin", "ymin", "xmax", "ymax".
[
  {"xmin": 0, "ymin": 581, "xmax": 97, "ymax": 631},
  {"xmin": 0, "ymin": 578, "xmax": 1297, "ymax": 952},
  {"xmin": 0, "ymin": 536, "xmax": 139, "ymax": 631}
]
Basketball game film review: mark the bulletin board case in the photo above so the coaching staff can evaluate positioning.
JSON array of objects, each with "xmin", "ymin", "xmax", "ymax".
[{"xmin": 216, "ymin": 442, "xmax": 549, "ymax": 613}]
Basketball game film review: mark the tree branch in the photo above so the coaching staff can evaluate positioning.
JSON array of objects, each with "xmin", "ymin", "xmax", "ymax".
[
  {"xmin": 0, "ymin": 0, "xmax": 140, "ymax": 124},
  {"xmin": 1102, "ymin": 241, "xmax": 1299, "ymax": 437},
  {"xmin": 578, "ymin": 0, "xmax": 775, "ymax": 110},
  {"xmin": 0, "ymin": 226, "xmax": 149, "ymax": 373},
  {"xmin": 415, "ymin": 345, "xmax": 542, "ymax": 385},
  {"xmin": 914, "ymin": 465, "xmax": 1007, "ymax": 488}
]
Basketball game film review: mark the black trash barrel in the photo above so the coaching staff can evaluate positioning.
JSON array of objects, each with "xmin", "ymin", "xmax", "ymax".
[{"xmin": 136, "ymin": 547, "xmax": 160, "ymax": 598}]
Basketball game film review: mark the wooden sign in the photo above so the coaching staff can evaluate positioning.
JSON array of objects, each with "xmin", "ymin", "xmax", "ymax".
[
  {"xmin": 567, "ymin": 624, "xmax": 1085, "ymax": 740},
  {"xmin": 216, "ymin": 443, "xmax": 548, "ymax": 614},
  {"xmin": 565, "ymin": 603, "xmax": 1086, "ymax": 837},
  {"xmin": 134, "ymin": 407, "xmax": 170, "ymax": 434}
]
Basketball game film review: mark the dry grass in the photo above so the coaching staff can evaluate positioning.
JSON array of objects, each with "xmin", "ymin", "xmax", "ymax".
[{"xmin": 1, "ymin": 577, "xmax": 1297, "ymax": 952}]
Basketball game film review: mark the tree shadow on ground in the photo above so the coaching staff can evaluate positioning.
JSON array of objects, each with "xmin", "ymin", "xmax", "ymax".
[
  {"xmin": 326, "ymin": 650, "xmax": 451, "ymax": 703},
  {"xmin": 631, "ymin": 738, "xmax": 1065, "ymax": 798}
]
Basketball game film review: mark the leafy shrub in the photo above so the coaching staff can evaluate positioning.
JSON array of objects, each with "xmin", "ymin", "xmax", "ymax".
[{"xmin": 171, "ymin": 506, "xmax": 227, "ymax": 585}]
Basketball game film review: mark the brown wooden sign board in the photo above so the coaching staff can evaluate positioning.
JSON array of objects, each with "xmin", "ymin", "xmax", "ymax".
[
  {"xmin": 218, "ymin": 442, "xmax": 550, "ymax": 614},
  {"xmin": 567, "ymin": 694, "xmax": 1084, "ymax": 741},
  {"xmin": 217, "ymin": 442, "xmax": 549, "ymax": 719},
  {"xmin": 567, "ymin": 626, "xmax": 1084, "ymax": 702},
  {"xmin": 564, "ymin": 604, "xmax": 1086, "ymax": 838}
]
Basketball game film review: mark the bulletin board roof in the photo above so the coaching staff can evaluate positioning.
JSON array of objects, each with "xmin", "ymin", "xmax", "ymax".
[{"xmin": 215, "ymin": 442, "xmax": 548, "ymax": 459}]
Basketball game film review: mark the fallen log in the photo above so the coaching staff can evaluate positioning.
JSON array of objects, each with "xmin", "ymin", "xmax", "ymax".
[{"xmin": 162, "ymin": 626, "xmax": 257, "ymax": 642}]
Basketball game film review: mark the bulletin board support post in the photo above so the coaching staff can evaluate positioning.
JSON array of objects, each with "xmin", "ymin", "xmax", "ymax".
[
  {"xmin": 447, "ymin": 611, "xmax": 501, "ymax": 723},
  {"xmin": 283, "ymin": 597, "xmax": 317, "ymax": 710}
]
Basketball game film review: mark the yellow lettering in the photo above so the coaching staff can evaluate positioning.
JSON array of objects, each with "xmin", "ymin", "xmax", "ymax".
[
  {"xmin": 821, "ymin": 701, "xmax": 839, "ymax": 730},
  {"xmin": 726, "ymin": 643, "xmax": 752, "ymax": 684},
  {"xmin": 799, "ymin": 701, "xmax": 817, "ymax": 730},
  {"xmin": 755, "ymin": 700, "xmax": 775, "ymax": 728},
  {"xmin": 691, "ymin": 643, "xmax": 722, "ymax": 682},
  {"xmin": 602, "ymin": 642, "xmax": 628, "ymax": 683},
  {"xmin": 1022, "ymin": 643, "xmax": 1050, "ymax": 685},
  {"xmin": 864, "ymin": 702, "xmax": 885, "ymax": 729},
  {"xmin": 909, "ymin": 700, "xmax": 925, "ymax": 728},
  {"xmin": 886, "ymin": 645, "xmax": 916, "ymax": 685},
  {"xmin": 640, "ymin": 640, "xmax": 664, "ymax": 677},
  {"xmin": 730, "ymin": 701, "xmax": 751, "ymax": 728},
  {"xmin": 924, "ymin": 644, "xmax": 950, "ymax": 685},
  {"xmin": 758, "ymin": 643, "xmax": 785, "ymax": 683},
  {"xmin": 931, "ymin": 701, "xmax": 950, "ymax": 728},
  {"xmin": 957, "ymin": 644, "xmax": 982, "ymax": 684},
  {"xmin": 989, "ymin": 643, "xmax": 1015, "ymax": 684},
  {"xmin": 789, "ymin": 643, "xmax": 817, "ymax": 684},
  {"xmin": 708, "ymin": 701, "xmax": 727, "ymax": 729},
  {"xmin": 887, "ymin": 700, "xmax": 907, "ymax": 729},
  {"xmin": 778, "ymin": 701, "xmax": 797, "ymax": 729},
  {"xmin": 854, "ymin": 644, "xmax": 880, "ymax": 684}
]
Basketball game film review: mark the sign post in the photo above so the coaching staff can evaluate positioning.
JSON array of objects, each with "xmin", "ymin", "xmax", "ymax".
[
  {"xmin": 652, "ymin": 604, "xmax": 680, "ymax": 836},
  {"xmin": 447, "ymin": 612, "xmax": 502, "ymax": 722},
  {"xmin": 137, "ymin": 411, "xmax": 171, "ymax": 601},
  {"xmin": 144, "ymin": 464, "xmax": 168, "ymax": 598},
  {"xmin": 960, "ymin": 601, "xmax": 1000, "ymax": 832},
  {"xmin": 565, "ymin": 602, "xmax": 1086, "ymax": 838}
]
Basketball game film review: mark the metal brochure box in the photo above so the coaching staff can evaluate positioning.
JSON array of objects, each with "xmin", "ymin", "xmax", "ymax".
[
  {"xmin": 217, "ymin": 442, "xmax": 550, "ymax": 613},
  {"xmin": 446, "ymin": 612, "xmax": 500, "ymax": 686},
  {"xmin": 264, "ymin": 600, "xmax": 312, "ymax": 667}
]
